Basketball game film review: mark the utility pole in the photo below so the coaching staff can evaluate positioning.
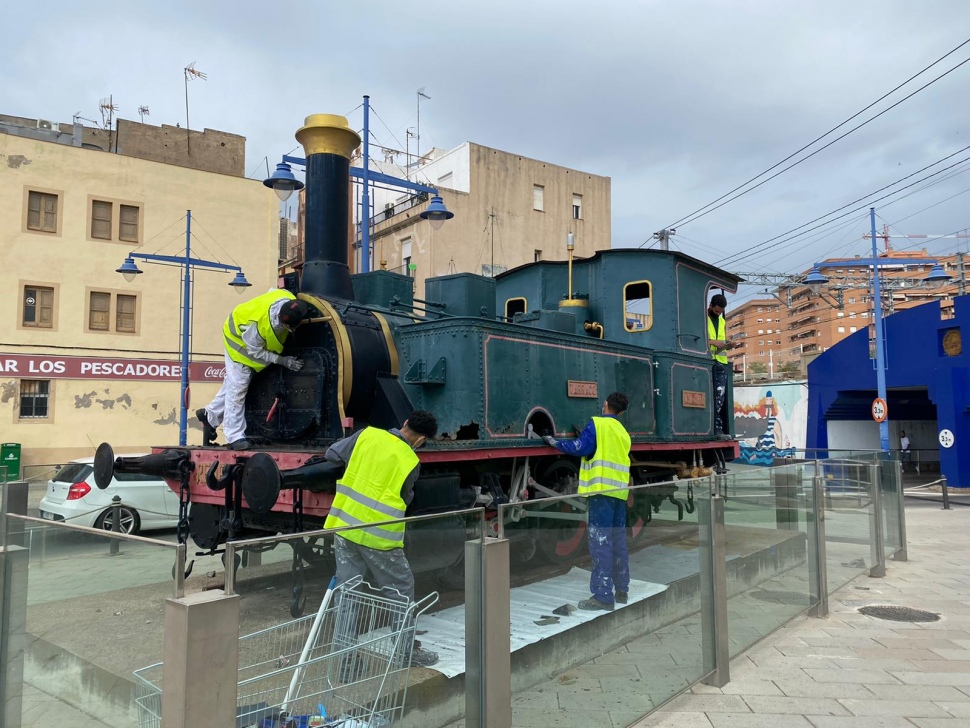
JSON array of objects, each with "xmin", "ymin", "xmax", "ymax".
[
  {"xmin": 959, "ymin": 252, "xmax": 966, "ymax": 296},
  {"xmin": 653, "ymin": 228, "xmax": 676, "ymax": 250},
  {"xmin": 416, "ymin": 88, "xmax": 430, "ymax": 173}
]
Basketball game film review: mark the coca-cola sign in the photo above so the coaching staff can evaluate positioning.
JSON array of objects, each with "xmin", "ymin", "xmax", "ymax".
[{"xmin": 0, "ymin": 353, "xmax": 225, "ymax": 382}]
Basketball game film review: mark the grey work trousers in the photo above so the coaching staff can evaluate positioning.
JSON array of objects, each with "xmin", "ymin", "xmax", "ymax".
[{"xmin": 333, "ymin": 534, "xmax": 415, "ymax": 602}]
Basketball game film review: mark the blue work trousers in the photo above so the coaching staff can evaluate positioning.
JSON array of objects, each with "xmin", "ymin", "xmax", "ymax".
[{"xmin": 586, "ymin": 495, "xmax": 630, "ymax": 605}]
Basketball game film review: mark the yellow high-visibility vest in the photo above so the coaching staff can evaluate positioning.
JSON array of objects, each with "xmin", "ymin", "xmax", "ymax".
[
  {"xmin": 578, "ymin": 416, "xmax": 631, "ymax": 501},
  {"xmin": 708, "ymin": 314, "xmax": 728, "ymax": 364},
  {"xmin": 325, "ymin": 427, "xmax": 418, "ymax": 551},
  {"xmin": 223, "ymin": 289, "xmax": 296, "ymax": 371}
]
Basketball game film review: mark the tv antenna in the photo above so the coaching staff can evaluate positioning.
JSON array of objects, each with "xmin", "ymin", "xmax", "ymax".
[
  {"xmin": 183, "ymin": 62, "xmax": 208, "ymax": 155},
  {"xmin": 138, "ymin": 106, "xmax": 150, "ymax": 123},
  {"xmin": 99, "ymin": 96, "xmax": 118, "ymax": 131}
]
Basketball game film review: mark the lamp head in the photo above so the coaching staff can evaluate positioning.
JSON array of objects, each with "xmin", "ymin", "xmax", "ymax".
[
  {"xmin": 419, "ymin": 195, "xmax": 453, "ymax": 230},
  {"xmin": 116, "ymin": 256, "xmax": 143, "ymax": 283},
  {"xmin": 229, "ymin": 271, "xmax": 252, "ymax": 294},
  {"xmin": 924, "ymin": 263, "xmax": 951, "ymax": 290},
  {"xmin": 263, "ymin": 162, "xmax": 305, "ymax": 202},
  {"xmin": 804, "ymin": 267, "xmax": 828, "ymax": 295}
]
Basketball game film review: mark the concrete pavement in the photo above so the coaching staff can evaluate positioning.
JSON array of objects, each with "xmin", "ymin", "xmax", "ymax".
[{"xmin": 636, "ymin": 496, "xmax": 970, "ymax": 728}]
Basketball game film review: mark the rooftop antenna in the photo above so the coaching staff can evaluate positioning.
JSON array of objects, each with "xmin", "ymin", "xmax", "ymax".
[
  {"xmin": 138, "ymin": 105, "xmax": 150, "ymax": 124},
  {"xmin": 183, "ymin": 62, "xmax": 207, "ymax": 155},
  {"xmin": 98, "ymin": 96, "xmax": 118, "ymax": 132},
  {"xmin": 416, "ymin": 87, "xmax": 430, "ymax": 172}
]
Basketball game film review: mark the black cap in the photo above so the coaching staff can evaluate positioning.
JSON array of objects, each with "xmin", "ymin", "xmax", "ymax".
[
  {"xmin": 279, "ymin": 299, "xmax": 309, "ymax": 327},
  {"xmin": 710, "ymin": 293, "xmax": 728, "ymax": 308}
]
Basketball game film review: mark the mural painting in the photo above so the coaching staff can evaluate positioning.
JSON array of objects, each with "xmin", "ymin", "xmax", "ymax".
[{"xmin": 734, "ymin": 381, "xmax": 808, "ymax": 465}]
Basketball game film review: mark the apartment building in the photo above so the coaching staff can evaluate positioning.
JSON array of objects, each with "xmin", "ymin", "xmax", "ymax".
[
  {"xmin": 726, "ymin": 298, "xmax": 795, "ymax": 376},
  {"xmin": 1, "ymin": 116, "xmax": 278, "ymax": 466}
]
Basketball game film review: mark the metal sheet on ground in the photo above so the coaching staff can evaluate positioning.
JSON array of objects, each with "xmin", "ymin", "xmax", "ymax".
[{"xmin": 417, "ymin": 567, "xmax": 668, "ymax": 678}]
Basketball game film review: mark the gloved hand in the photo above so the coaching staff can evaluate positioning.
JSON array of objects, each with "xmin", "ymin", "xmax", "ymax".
[
  {"xmin": 542, "ymin": 435, "xmax": 558, "ymax": 447},
  {"xmin": 280, "ymin": 356, "xmax": 304, "ymax": 372}
]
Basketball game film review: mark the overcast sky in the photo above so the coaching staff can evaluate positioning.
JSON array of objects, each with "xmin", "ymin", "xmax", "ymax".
[{"xmin": 5, "ymin": 1, "xmax": 970, "ymax": 299}]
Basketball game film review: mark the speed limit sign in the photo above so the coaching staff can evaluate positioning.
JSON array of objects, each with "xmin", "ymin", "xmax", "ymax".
[{"xmin": 871, "ymin": 398, "xmax": 888, "ymax": 423}]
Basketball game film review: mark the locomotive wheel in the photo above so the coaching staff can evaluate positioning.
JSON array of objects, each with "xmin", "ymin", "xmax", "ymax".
[{"xmin": 533, "ymin": 459, "xmax": 588, "ymax": 564}]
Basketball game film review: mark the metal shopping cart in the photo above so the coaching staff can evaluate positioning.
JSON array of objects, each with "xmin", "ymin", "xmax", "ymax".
[{"xmin": 134, "ymin": 577, "xmax": 439, "ymax": 728}]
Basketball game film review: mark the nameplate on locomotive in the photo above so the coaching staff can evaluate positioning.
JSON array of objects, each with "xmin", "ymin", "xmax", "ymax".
[
  {"xmin": 567, "ymin": 380, "xmax": 598, "ymax": 398},
  {"xmin": 682, "ymin": 390, "xmax": 706, "ymax": 408}
]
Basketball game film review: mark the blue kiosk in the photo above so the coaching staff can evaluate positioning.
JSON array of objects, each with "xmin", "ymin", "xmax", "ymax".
[{"xmin": 807, "ymin": 296, "xmax": 970, "ymax": 488}]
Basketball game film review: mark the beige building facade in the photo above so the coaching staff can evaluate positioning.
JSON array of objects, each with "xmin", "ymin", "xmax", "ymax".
[
  {"xmin": 359, "ymin": 142, "xmax": 611, "ymax": 298},
  {"xmin": 1, "ymin": 128, "xmax": 278, "ymax": 469}
]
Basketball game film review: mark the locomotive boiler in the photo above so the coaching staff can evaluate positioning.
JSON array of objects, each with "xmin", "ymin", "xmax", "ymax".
[{"xmin": 94, "ymin": 112, "xmax": 741, "ymax": 606}]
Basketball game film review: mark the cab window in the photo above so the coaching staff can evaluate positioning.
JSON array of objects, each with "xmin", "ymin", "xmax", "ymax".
[
  {"xmin": 505, "ymin": 297, "xmax": 527, "ymax": 321},
  {"xmin": 623, "ymin": 281, "xmax": 652, "ymax": 331}
]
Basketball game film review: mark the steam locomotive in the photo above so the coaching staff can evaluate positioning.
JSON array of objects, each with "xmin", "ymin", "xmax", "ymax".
[{"xmin": 95, "ymin": 113, "xmax": 740, "ymax": 606}]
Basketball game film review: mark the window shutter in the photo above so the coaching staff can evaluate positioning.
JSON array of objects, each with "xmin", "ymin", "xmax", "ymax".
[
  {"xmin": 120, "ymin": 205, "xmax": 139, "ymax": 242},
  {"xmin": 92, "ymin": 201, "xmax": 112, "ymax": 239},
  {"xmin": 89, "ymin": 292, "xmax": 111, "ymax": 330},
  {"xmin": 116, "ymin": 294, "xmax": 136, "ymax": 332}
]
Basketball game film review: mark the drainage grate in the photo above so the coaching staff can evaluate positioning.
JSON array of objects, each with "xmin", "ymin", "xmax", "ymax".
[
  {"xmin": 748, "ymin": 590, "xmax": 812, "ymax": 605},
  {"xmin": 858, "ymin": 605, "xmax": 940, "ymax": 622}
]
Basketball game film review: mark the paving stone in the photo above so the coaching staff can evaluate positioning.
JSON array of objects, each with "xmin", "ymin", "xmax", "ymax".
[
  {"xmin": 630, "ymin": 712, "xmax": 713, "ymax": 728},
  {"xmin": 707, "ymin": 715, "xmax": 814, "ymax": 728},
  {"xmin": 837, "ymin": 699, "xmax": 951, "ymax": 718},
  {"xmin": 863, "ymin": 683, "xmax": 968, "ymax": 701},
  {"xmin": 743, "ymin": 695, "xmax": 851, "ymax": 716},
  {"xmin": 803, "ymin": 718, "xmax": 920, "ymax": 727},
  {"xmin": 891, "ymin": 671, "xmax": 970, "ymax": 686},
  {"xmin": 772, "ymin": 680, "xmax": 878, "ymax": 699},
  {"xmin": 718, "ymin": 678, "xmax": 785, "ymax": 696},
  {"xmin": 930, "ymin": 700, "xmax": 970, "ymax": 717},
  {"xmin": 911, "ymin": 659, "xmax": 970, "ymax": 672},
  {"xmin": 662, "ymin": 694, "xmax": 750, "ymax": 713},
  {"xmin": 874, "ymin": 637, "xmax": 961, "ymax": 651}
]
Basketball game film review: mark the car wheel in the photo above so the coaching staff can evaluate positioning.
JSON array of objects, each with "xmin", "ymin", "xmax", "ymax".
[{"xmin": 95, "ymin": 506, "xmax": 141, "ymax": 535}]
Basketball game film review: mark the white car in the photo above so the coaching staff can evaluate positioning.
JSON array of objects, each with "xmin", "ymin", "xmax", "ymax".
[{"xmin": 39, "ymin": 456, "xmax": 179, "ymax": 535}]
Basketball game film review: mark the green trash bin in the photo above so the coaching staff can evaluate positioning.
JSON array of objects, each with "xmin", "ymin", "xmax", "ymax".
[{"xmin": 1, "ymin": 443, "xmax": 22, "ymax": 481}]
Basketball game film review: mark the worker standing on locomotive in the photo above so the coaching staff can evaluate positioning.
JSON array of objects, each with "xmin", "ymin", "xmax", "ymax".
[
  {"xmin": 708, "ymin": 293, "xmax": 738, "ymax": 439},
  {"xmin": 323, "ymin": 410, "xmax": 440, "ymax": 668},
  {"xmin": 544, "ymin": 392, "xmax": 632, "ymax": 611},
  {"xmin": 197, "ymin": 289, "xmax": 308, "ymax": 450}
]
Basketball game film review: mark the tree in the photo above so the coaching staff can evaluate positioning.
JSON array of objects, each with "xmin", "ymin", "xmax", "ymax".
[
  {"xmin": 779, "ymin": 361, "xmax": 801, "ymax": 378},
  {"xmin": 749, "ymin": 362, "xmax": 768, "ymax": 375}
]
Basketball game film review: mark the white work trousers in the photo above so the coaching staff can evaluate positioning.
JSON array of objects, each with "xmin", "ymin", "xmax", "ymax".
[{"xmin": 204, "ymin": 352, "xmax": 253, "ymax": 444}]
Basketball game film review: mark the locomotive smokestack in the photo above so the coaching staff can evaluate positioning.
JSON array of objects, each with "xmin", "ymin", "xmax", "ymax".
[{"xmin": 295, "ymin": 114, "xmax": 361, "ymax": 299}]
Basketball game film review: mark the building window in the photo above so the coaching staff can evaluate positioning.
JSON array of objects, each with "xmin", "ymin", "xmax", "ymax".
[
  {"xmin": 757, "ymin": 307, "xmax": 763, "ymax": 312},
  {"xmin": 91, "ymin": 200, "xmax": 112, "ymax": 239},
  {"xmin": 22, "ymin": 285, "xmax": 54, "ymax": 328},
  {"xmin": 850, "ymin": 326, "xmax": 857, "ymax": 333},
  {"xmin": 89, "ymin": 292, "xmax": 111, "ymax": 330},
  {"xmin": 116, "ymin": 294, "xmax": 137, "ymax": 333},
  {"xmin": 837, "ymin": 312, "xmax": 844, "ymax": 318},
  {"xmin": 861, "ymin": 312, "xmax": 868, "ymax": 318},
  {"xmin": 758, "ymin": 329, "xmax": 764, "ymax": 334},
  {"xmin": 757, "ymin": 318, "xmax": 763, "ymax": 323},
  {"xmin": 534, "ymin": 249, "xmax": 542, "ymax": 262},
  {"xmin": 119, "ymin": 205, "xmax": 140, "ymax": 242},
  {"xmin": 401, "ymin": 238, "xmax": 412, "ymax": 278},
  {"xmin": 767, "ymin": 329, "xmax": 773, "ymax": 334},
  {"xmin": 838, "ymin": 326, "xmax": 845, "ymax": 333},
  {"xmin": 19, "ymin": 380, "xmax": 50, "ymax": 419},
  {"xmin": 533, "ymin": 185, "xmax": 544, "ymax": 212},
  {"xmin": 623, "ymin": 280, "xmax": 652, "ymax": 331},
  {"xmin": 87, "ymin": 290, "xmax": 140, "ymax": 334},
  {"xmin": 505, "ymin": 297, "xmax": 527, "ymax": 320},
  {"xmin": 849, "ymin": 312, "xmax": 856, "ymax": 319},
  {"xmin": 848, "ymin": 297, "xmax": 856, "ymax": 304},
  {"xmin": 27, "ymin": 191, "xmax": 58, "ymax": 233},
  {"xmin": 572, "ymin": 194, "xmax": 582, "ymax": 220},
  {"xmin": 759, "ymin": 340, "xmax": 764, "ymax": 345}
]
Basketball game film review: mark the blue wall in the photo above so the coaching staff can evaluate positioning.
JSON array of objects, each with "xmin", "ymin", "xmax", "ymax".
[{"xmin": 807, "ymin": 296, "xmax": 970, "ymax": 487}]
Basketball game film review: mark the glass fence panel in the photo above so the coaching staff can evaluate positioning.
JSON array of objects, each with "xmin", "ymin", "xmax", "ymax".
[
  {"xmin": 820, "ymin": 459, "xmax": 875, "ymax": 592},
  {"xmin": 222, "ymin": 509, "xmax": 484, "ymax": 728},
  {"xmin": 880, "ymin": 457, "xmax": 902, "ymax": 559},
  {"xmin": 720, "ymin": 463, "xmax": 815, "ymax": 658},
  {"xmin": 498, "ymin": 476, "xmax": 714, "ymax": 727},
  {"xmin": 3, "ymin": 515, "xmax": 177, "ymax": 728}
]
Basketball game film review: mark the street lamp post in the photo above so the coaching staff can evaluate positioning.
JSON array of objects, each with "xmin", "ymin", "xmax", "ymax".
[
  {"xmin": 263, "ymin": 96, "xmax": 453, "ymax": 275},
  {"xmin": 115, "ymin": 209, "xmax": 252, "ymax": 446},
  {"xmin": 805, "ymin": 206, "xmax": 951, "ymax": 451}
]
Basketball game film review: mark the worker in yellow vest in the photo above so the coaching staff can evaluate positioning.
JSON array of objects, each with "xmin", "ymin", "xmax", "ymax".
[
  {"xmin": 543, "ymin": 392, "xmax": 632, "ymax": 611},
  {"xmin": 708, "ymin": 293, "xmax": 738, "ymax": 439},
  {"xmin": 197, "ymin": 289, "xmax": 308, "ymax": 450},
  {"xmin": 323, "ymin": 410, "xmax": 439, "ymax": 667}
]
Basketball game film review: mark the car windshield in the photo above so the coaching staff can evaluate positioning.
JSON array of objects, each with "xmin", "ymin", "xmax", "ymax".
[{"xmin": 52, "ymin": 463, "xmax": 93, "ymax": 483}]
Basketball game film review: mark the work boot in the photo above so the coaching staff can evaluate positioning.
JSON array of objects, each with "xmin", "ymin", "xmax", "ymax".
[
  {"xmin": 615, "ymin": 591, "xmax": 628, "ymax": 604},
  {"xmin": 227, "ymin": 439, "xmax": 251, "ymax": 451},
  {"xmin": 196, "ymin": 408, "xmax": 217, "ymax": 446},
  {"xmin": 578, "ymin": 598, "xmax": 615, "ymax": 612},
  {"xmin": 410, "ymin": 641, "xmax": 438, "ymax": 668}
]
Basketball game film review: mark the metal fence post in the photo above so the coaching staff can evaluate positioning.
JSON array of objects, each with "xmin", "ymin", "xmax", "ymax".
[
  {"xmin": 869, "ymin": 463, "xmax": 886, "ymax": 578},
  {"xmin": 109, "ymin": 496, "xmax": 122, "ymax": 556},
  {"xmin": 701, "ymin": 489, "xmax": 730, "ymax": 687},
  {"xmin": 941, "ymin": 475, "xmax": 951, "ymax": 511},
  {"xmin": 161, "ymin": 590, "xmax": 240, "ymax": 728},
  {"xmin": 808, "ymin": 466, "xmax": 829, "ymax": 618},
  {"xmin": 465, "ymin": 537, "xmax": 511, "ymax": 728},
  {"xmin": 0, "ymin": 480, "xmax": 29, "ymax": 728},
  {"xmin": 893, "ymin": 460, "xmax": 908, "ymax": 561}
]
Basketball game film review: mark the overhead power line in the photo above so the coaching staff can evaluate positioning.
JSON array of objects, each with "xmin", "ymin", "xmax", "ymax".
[{"xmin": 646, "ymin": 35, "xmax": 970, "ymax": 241}]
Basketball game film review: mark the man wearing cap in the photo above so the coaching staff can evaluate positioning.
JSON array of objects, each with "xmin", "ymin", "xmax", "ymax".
[
  {"xmin": 197, "ymin": 289, "xmax": 308, "ymax": 450},
  {"xmin": 708, "ymin": 293, "xmax": 738, "ymax": 439}
]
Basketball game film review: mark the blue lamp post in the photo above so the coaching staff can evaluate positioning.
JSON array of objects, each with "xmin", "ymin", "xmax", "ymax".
[
  {"xmin": 116, "ymin": 209, "xmax": 252, "ymax": 446},
  {"xmin": 807, "ymin": 207, "xmax": 951, "ymax": 451},
  {"xmin": 264, "ymin": 95, "xmax": 453, "ymax": 274}
]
